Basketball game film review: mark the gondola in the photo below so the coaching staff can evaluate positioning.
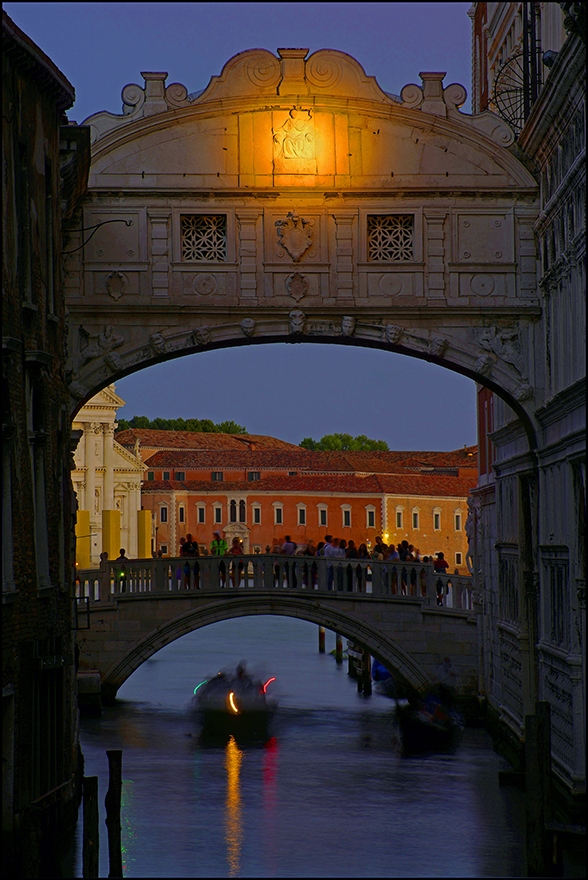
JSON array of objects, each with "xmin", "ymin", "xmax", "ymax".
[{"xmin": 397, "ymin": 692, "xmax": 464, "ymax": 756}]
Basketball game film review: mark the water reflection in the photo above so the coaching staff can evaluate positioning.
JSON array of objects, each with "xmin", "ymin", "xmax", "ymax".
[
  {"xmin": 120, "ymin": 779, "xmax": 137, "ymax": 877},
  {"xmin": 225, "ymin": 735, "xmax": 243, "ymax": 876}
]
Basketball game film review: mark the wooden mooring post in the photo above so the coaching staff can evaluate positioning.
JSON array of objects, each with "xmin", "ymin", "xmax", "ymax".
[
  {"xmin": 82, "ymin": 775, "xmax": 99, "ymax": 879},
  {"xmin": 361, "ymin": 649, "xmax": 372, "ymax": 696},
  {"xmin": 318, "ymin": 625, "xmax": 325, "ymax": 654},
  {"xmin": 105, "ymin": 749, "xmax": 123, "ymax": 878},
  {"xmin": 335, "ymin": 633, "xmax": 343, "ymax": 665}
]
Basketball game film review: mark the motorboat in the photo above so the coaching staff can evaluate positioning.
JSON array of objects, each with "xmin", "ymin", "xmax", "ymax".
[
  {"xmin": 193, "ymin": 663, "xmax": 277, "ymax": 740},
  {"xmin": 397, "ymin": 691, "xmax": 464, "ymax": 756}
]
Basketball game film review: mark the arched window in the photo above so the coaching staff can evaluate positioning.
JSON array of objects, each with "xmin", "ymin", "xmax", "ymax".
[
  {"xmin": 239, "ymin": 500, "xmax": 246, "ymax": 522},
  {"xmin": 230, "ymin": 499, "xmax": 237, "ymax": 522}
]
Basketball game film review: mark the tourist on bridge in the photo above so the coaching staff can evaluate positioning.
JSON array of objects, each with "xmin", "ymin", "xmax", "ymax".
[
  {"xmin": 210, "ymin": 530, "xmax": 227, "ymax": 587},
  {"xmin": 181, "ymin": 533, "xmax": 200, "ymax": 589},
  {"xmin": 227, "ymin": 536, "xmax": 245, "ymax": 587},
  {"xmin": 115, "ymin": 548, "xmax": 130, "ymax": 592}
]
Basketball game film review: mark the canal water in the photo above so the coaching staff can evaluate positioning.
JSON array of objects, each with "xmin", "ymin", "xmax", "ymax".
[{"xmin": 73, "ymin": 616, "xmax": 527, "ymax": 878}]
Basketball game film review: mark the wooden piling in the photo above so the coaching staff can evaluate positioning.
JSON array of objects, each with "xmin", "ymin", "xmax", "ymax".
[
  {"xmin": 525, "ymin": 701, "xmax": 553, "ymax": 877},
  {"xmin": 318, "ymin": 626, "xmax": 325, "ymax": 654},
  {"xmin": 361, "ymin": 649, "xmax": 372, "ymax": 696},
  {"xmin": 82, "ymin": 775, "xmax": 99, "ymax": 879},
  {"xmin": 335, "ymin": 633, "xmax": 343, "ymax": 665},
  {"xmin": 105, "ymin": 749, "xmax": 123, "ymax": 878}
]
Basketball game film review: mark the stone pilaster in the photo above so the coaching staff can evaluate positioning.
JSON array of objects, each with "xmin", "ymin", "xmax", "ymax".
[
  {"xmin": 424, "ymin": 211, "xmax": 447, "ymax": 299},
  {"xmin": 236, "ymin": 210, "xmax": 261, "ymax": 301},
  {"xmin": 148, "ymin": 208, "xmax": 171, "ymax": 297},
  {"xmin": 333, "ymin": 213, "xmax": 355, "ymax": 300}
]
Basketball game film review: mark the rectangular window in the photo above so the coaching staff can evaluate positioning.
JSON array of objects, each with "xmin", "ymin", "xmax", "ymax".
[
  {"xmin": 434, "ymin": 513, "xmax": 441, "ymax": 530},
  {"xmin": 214, "ymin": 507, "xmax": 222, "ymax": 524},
  {"xmin": 343, "ymin": 510, "xmax": 351, "ymax": 527},
  {"xmin": 247, "ymin": 471, "xmax": 261, "ymax": 481},
  {"xmin": 319, "ymin": 509, "xmax": 327, "ymax": 527},
  {"xmin": 163, "ymin": 471, "xmax": 170, "ymax": 481},
  {"xmin": 179, "ymin": 507, "xmax": 185, "ymax": 523},
  {"xmin": 275, "ymin": 508, "xmax": 283, "ymax": 525},
  {"xmin": 298, "ymin": 508, "xmax": 306, "ymax": 526},
  {"xmin": 211, "ymin": 472, "xmax": 224, "ymax": 482},
  {"xmin": 367, "ymin": 510, "xmax": 375, "ymax": 528},
  {"xmin": 367, "ymin": 214, "xmax": 414, "ymax": 261},
  {"xmin": 160, "ymin": 545, "xmax": 168, "ymax": 555},
  {"xmin": 175, "ymin": 471, "xmax": 185, "ymax": 482},
  {"xmin": 455, "ymin": 552, "xmax": 463, "ymax": 565},
  {"xmin": 197, "ymin": 507, "xmax": 205, "ymax": 524},
  {"xmin": 253, "ymin": 507, "xmax": 261, "ymax": 525},
  {"xmin": 396, "ymin": 511, "xmax": 403, "ymax": 529},
  {"xmin": 181, "ymin": 214, "xmax": 227, "ymax": 261},
  {"xmin": 147, "ymin": 472, "xmax": 154, "ymax": 481},
  {"xmin": 160, "ymin": 507, "xmax": 168, "ymax": 523},
  {"xmin": 455, "ymin": 513, "xmax": 462, "ymax": 531},
  {"xmin": 412, "ymin": 512, "xmax": 419, "ymax": 529}
]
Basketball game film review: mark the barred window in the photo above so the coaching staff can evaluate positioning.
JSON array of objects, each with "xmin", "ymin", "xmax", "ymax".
[
  {"xmin": 367, "ymin": 215, "xmax": 413, "ymax": 261},
  {"xmin": 181, "ymin": 215, "xmax": 227, "ymax": 262}
]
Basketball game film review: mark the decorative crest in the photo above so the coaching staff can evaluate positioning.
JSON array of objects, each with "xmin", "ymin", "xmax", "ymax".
[{"xmin": 275, "ymin": 212, "xmax": 314, "ymax": 262}]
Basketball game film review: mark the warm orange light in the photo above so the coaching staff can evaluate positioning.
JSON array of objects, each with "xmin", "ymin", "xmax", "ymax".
[{"xmin": 228, "ymin": 691, "xmax": 239, "ymax": 714}]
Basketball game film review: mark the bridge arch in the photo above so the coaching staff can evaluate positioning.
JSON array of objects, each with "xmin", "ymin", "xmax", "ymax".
[{"xmin": 99, "ymin": 596, "xmax": 436, "ymax": 703}]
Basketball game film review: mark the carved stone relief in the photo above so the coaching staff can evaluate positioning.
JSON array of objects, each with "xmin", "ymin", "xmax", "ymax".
[
  {"xmin": 384, "ymin": 323, "xmax": 404, "ymax": 344},
  {"xmin": 341, "ymin": 315, "xmax": 356, "ymax": 337},
  {"xmin": 79, "ymin": 325, "xmax": 124, "ymax": 366},
  {"xmin": 275, "ymin": 212, "xmax": 314, "ymax": 262},
  {"xmin": 273, "ymin": 108, "xmax": 315, "ymax": 173},
  {"xmin": 285, "ymin": 272, "xmax": 308, "ymax": 301},
  {"xmin": 193, "ymin": 273, "xmax": 218, "ymax": 296},
  {"xmin": 149, "ymin": 333, "xmax": 168, "ymax": 355},
  {"xmin": 240, "ymin": 318, "xmax": 256, "ymax": 337},
  {"xmin": 192, "ymin": 326, "xmax": 211, "ymax": 346},
  {"xmin": 288, "ymin": 309, "xmax": 307, "ymax": 335},
  {"xmin": 429, "ymin": 336, "xmax": 448, "ymax": 357},
  {"xmin": 106, "ymin": 271, "xmax": 128, "ymax": 299},
  {"xmin": 479, "ymin": 326, "xmax": 526, "ymax": 377}
]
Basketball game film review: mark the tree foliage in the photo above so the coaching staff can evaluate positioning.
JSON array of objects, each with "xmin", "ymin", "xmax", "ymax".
[
  {"xmin": 299, "ymin": 433, "xmax": 389, "ymax": 451},
  {"xmin": 116, "ymin": 415, "xmax": 247, "ymax": 434}
]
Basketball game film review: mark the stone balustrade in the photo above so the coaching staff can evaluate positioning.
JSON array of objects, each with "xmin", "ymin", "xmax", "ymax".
[{"xmin": 75, "ymin": 555, "xmax": 473, "ymax": 611}]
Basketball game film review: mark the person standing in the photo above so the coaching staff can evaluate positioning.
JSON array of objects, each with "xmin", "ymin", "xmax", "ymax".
[
  {"xmin": 210, "ymin": 530, "xmax": 228, "ymax": 587},
  {"xmin": 227, "ymin": 536, "xmax": 244, "ymax": 587},
  {"xmin": 434, "ymin": 551, "xmax": 449, "ymax": 606},
  {"xmin": 182, "ymin": 533, "xmax": 200, "ymax": 588},
  {"xmin": 281, "ymin": 535, "xmax": 297, "ymax": 587},
  {"xmin": 115, "ymin": 548, "xmax": 129, "ymax": 592}
]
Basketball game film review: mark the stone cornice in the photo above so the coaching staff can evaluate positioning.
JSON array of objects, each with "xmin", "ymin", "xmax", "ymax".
[{"xmin": 535, "ymin": 378, "xmax": 586, "ymax": 428}]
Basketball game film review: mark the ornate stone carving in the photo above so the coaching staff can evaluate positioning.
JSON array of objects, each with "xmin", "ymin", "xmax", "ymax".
[
  {"xmin": 273, "ymin": 108, "xmax": 315, "ymax": 173},
  {"xmin": 341, "ymin": 316, "xmax": 356, "ymax": 337},
  {"xmin": 192, "ymin": 326, "xmax": 211, "ymax": 346},
  {"xmin": 106, "ymin": 271, "xmax": 127, "ymax": 299},
  {"xmin": 288, "ymin": 309, "xmax": 307, "ymax": 335},
  {"xmin": 429, "ymin": 336, "xmax": 448, "ymax": 357},
  {"xmin": 285, "ymin": 272, "xmax": 308, "ymax": 301},
  {"xmin": 474, "ymin": 352, "xmax": 495, "ymax": 376},
  {"xmin": 105, "ymin": 352, "xmax": 124, "ymax": 371},
  {"xmin": 193, "ymin": 273, "xmax": 218, "ymax": 296},
  {"xmin": 275, "ymin": 212, "xmax": 314, "ymax": 262},
  {"xmin": 513, "ymin": 382, "xmax": 533, "ymax": 401},
  {"xmin": 378, "ymin": 274, "xmax": 403, "ymax": 296},
  {"xmin": 479, "ymin": 326, "xmax": 526, "ymax": 377},
  {"xmin": 384, "ymin": 323, "xmax": 404, "ymax": 344},
  {"xmin": 470, "ymin": 274, "xmax": 495, "ymax": 296},
  {"xmin": 149, "ymin": 333, "xmax": 167, "ymax": 355},
  {"xmin": 79, "ymin": 325, "xmax": 124, "ymax": 366},
  {"xmin": 400, "ymin": 83, "xmax": 424, "ymax": 110},
  {"xmin": 306, "ymin": 54, "xmax": 342, "ymax": 89},
  {"xmin": 240, "ymin": 318, "xmax": 256, "ymax": 337}
]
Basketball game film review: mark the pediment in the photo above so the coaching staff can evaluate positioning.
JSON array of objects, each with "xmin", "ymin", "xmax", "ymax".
[{"xmin": 84, "ymin": 49, "xmax": 536, "ymax": 191}]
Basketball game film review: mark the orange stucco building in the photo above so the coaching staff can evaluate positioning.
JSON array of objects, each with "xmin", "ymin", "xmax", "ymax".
[{"xmin": 116, "ymin": 429, "xmax": 477, "ymax": 572}]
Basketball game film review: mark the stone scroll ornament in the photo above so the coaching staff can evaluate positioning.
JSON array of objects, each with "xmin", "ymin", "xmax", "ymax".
[{"xmin": 275, "ymin": 212, "xmax": 314, "ymax": 262}]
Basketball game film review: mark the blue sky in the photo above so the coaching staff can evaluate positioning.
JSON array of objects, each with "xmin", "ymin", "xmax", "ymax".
[{"xmin": 6, "ymin": 2, "xmax": 477, "ymax": 450}]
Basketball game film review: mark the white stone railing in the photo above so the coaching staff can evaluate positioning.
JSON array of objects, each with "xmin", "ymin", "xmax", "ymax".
[{"xmin": 75, "ymin": 555, "xmax": 474, "ymax": 610}]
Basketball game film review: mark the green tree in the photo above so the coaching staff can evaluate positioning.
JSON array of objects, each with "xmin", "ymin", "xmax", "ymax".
[
  {"xmin": 115, "ymin": 415, "xmax": 248, "ymax": 433},
  {"xmin": 300, "ymin": 433, "xmax": 389, "ymax": 451}
]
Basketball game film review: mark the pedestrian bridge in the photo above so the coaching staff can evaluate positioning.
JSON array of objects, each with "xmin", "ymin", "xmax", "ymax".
[{"xmin": 75, "ymin": 555, "xmax": 477, "ymax": 703}]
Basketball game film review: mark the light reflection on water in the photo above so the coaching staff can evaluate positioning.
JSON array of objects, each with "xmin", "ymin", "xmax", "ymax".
[{"xmin": 73, "ymin": 616, "xmax": 526, "ymax": 878}]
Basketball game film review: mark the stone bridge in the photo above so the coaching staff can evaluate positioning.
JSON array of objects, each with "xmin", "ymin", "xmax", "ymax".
[{"xmin": 75, "ymin": 555, "xmax": 476, "ymax": 703}]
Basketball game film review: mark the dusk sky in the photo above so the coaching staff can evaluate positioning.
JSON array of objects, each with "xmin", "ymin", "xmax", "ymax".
[{"xmin": 6, "ymin": 2, "xmax": 478, "ymax": 450}]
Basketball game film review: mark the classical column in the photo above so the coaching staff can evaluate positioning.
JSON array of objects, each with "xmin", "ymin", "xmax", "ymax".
[
  {"xmin": 103, "ymin": 423, "xmax": 115, "ymax": 510},
  {"xmin": 84, "ymin": 422, "xmax": 99, "ymax": 513}
]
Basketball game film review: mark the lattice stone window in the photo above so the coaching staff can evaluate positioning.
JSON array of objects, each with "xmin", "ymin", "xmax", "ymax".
[
  {"xmin": 181, "ymin": 215, "xmax": 227, "ymax": 261},
  {"xmin": 367, "ymin": 215, "xmax": 413, "ymax": 261}
]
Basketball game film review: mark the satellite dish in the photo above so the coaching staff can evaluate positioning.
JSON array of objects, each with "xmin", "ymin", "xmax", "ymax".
[{"xmin": 491, "ymin": 53, "xmax": 526, "ymax": 136}]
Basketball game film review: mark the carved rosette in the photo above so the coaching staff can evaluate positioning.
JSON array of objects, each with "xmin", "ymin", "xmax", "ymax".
[
  {"xmin": 285, "ymin": 272, "xmax": 308, "ymax": 302},
  {"xmin": 275, "ymin": 212, "xmax": 314, "ymax": 262}
]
